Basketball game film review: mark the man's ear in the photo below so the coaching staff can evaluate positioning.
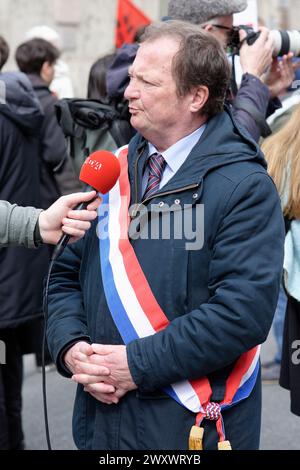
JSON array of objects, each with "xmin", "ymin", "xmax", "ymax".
[
  {"xmin": 40, "ymin": 61, "xmax": 54, "ymax": 84},
  {"xmin": 40, "ymin": 61, "xmax": 49, "ymax": 78},
  {"xmin": 190, "ymin": 86, "xmax": 209, "ymax": 113},
  {"xmin": 203, "ymin": 24, "xmax": 213, "ymax": 33}
]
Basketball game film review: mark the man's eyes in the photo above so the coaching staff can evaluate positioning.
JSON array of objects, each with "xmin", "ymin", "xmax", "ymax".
[
  {"xmin": 143, "ymin": 79, "xmax": 154, "ymax": 85},
  {"xmin": 128, "ymin": 74, "xmax": 155, "ymax": 86}
]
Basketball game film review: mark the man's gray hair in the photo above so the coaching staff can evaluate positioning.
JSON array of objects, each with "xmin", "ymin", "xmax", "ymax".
[{"xmin": 167, "ymin": 0, "xmax": 248, "ymax": 25}]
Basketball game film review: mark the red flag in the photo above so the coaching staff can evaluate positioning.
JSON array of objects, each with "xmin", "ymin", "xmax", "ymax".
[{"xmin": 116, "ymin": 0, "xmax": 151, "ymax": 49}]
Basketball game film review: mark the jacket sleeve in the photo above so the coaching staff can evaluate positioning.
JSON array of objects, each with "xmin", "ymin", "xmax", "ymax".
[
  {"xmin": 46, "ymin": 238, "xmax": 92, "ymax": 377},
  {"xmin": 0, "ymin": 201, "xmax": 42, "ymax": 248},
  {"xmin": 127, "ymin": 172, "xmax": 285, "ymax": 391},
  {"xmin": 231, "ymin": 73, "xmax": 281, "ymax": 142}
]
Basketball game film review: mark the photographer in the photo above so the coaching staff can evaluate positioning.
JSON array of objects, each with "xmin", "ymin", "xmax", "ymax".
[{"xmin": 167, "ymin": 0, "xmax": 296, "ymax": 142}]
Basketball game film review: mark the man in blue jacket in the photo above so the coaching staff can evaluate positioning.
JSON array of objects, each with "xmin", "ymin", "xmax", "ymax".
[{"xmin": 47, "ymin": 21, "xmax": 284, "ymax": 450}]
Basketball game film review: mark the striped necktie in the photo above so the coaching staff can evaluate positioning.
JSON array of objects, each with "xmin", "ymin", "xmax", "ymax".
[{"xmin": 143, "ymin": 152, "xmax": 166, "ymax": 200}]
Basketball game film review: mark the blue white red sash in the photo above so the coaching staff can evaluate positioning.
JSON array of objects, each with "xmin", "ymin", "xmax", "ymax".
[{"xmin": 98, "ymin": 146, "xmax": 260, "ymax": 447}]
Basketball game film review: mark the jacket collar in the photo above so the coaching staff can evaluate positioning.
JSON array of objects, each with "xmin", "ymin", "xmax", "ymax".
[
  {"xmin": 27, "ymin": 74, "xmax": 49, "ymax": 89},
  {"xmin": 127, "ymin": 106, "xmax": 265, "ymax": 201}
]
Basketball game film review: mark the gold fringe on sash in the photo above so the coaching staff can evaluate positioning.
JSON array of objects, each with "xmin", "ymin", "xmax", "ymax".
[
  {"xmin": 188, "ymin": 426, "xmax": 232, "ymax": 450},
  {"xmin": 218, "ymin": 440, "xmax": 232, "ymax": 450},
  {"xmin": 189, "ymin": 426, "xmax": 204, "ymax": 450}
]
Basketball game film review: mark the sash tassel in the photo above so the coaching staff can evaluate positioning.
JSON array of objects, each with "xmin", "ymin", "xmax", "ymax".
[{"xmin": 188, "ymin": 403, "xmax": 232, "ymax": 450}]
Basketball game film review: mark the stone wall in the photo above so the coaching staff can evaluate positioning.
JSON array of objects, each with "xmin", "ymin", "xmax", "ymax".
[
  {"xmin": 0, "ymin": 0, "xmax": 168, "ymax": 96},
  {"xmin": 258, "ymin": 0, "xmax": 300, "ymax": 30}
]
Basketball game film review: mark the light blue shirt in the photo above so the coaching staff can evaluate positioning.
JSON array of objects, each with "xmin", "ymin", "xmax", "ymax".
[{"xmin": 142, "ymin": 124, "xmax": 207, "ymax": 196}]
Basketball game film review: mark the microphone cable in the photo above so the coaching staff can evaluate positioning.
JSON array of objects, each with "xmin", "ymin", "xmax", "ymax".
[
  {"xmin": 42, "ymin": 257, "xmax": 55, "ymax": 450},
  {"xmin": 42, "ymin": 233, "xmax": 77, "ymax": 450},
  {"xmin": 41, "ymin": 193, "xmax": 97, "ymax": 450}
]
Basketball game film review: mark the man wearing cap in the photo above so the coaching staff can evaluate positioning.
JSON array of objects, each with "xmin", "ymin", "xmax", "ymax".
[{"xmin": 167, "ymin": 0, "xmax": 295, "ymax": 142}]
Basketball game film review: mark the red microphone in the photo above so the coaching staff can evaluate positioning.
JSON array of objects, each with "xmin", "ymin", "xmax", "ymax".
[
  {"xmin": 52, "ymin": 150, "xmax": 121, "ymax": 260},
  {"xmin": 79, "ymin": 150, "xmax": 121, "ymax": 194}
]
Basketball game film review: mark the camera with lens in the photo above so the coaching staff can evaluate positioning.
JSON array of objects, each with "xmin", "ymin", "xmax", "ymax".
[{"xmin": 229, "ymin": 25, "xmax": 300, "ymax": 58}]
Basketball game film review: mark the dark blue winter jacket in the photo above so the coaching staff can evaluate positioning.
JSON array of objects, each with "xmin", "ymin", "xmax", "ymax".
[
  {"xmin": 0, "ymin": 72, "xmax": 49, "ymax": 329},
  {"xmin": 47, "ymin": 107, "xmax": 284, "ymax": 450}
]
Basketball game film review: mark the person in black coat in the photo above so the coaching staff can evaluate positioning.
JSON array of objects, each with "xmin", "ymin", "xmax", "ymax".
[
  {"xmin": 15, "ymin": 38, "xmax": 80, "ymax": 210},
  {"xmin": 15, "ymin": 38, "xmax": 82, "ymax": 370},
  {"xmin": 0, "ymin": 71, "xmax": 48, "ymax": 450},
  {"xmin": 0, "ymin": 41, "xmax": 98, "ymax": 450}
]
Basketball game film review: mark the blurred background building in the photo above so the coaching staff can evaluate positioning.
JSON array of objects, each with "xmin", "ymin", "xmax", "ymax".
[
  {"xmin": 259, "ymin": 0, "xmax": 296, "ymax": 29},
  {"xmin": 0, "ymin": 0, "xmax": 298, "ymax": 96}
]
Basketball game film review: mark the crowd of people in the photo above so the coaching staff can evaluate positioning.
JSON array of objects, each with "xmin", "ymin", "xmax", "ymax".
[{"xmin": 0, "ymin": 0, "xmax": 299, "ymax": 451}]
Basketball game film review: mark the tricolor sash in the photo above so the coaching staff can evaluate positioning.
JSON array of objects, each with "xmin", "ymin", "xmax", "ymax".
[{"xmin": 98, "ymin": 146, "xmax": 260, "ymax": 450}]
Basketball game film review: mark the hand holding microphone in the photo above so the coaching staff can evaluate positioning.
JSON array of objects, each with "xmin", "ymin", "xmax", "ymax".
[
  {"xmin": 38, "ymin": 191, "xmax": 101, "ymax": 245},
  {"xmin": 51, "ymin": 150, "xmax": 121, "ymax": 260}
]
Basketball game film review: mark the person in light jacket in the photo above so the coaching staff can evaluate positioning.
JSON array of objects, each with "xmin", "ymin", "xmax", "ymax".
[{"xmin": 0, "ymin": 192, "xmax": 100, "ymax": 249}]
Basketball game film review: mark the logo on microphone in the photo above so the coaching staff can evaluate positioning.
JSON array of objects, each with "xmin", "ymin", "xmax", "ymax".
[{"xmin": 86, "ymin": 159, "xmax": 103, "ymax": 171}]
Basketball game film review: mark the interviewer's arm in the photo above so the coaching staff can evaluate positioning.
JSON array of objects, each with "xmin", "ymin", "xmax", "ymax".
[
  {"xmin": 0, "ymin": 200, "xmax": 41, "ymax": 248},
  {"xmin": 0, "ymin": 192, "xmax": 101, "ymax": 249}
]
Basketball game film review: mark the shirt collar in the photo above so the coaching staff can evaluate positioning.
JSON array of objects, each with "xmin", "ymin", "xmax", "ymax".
[{"xmin": 148, "ymin": 124, "xmax": 207, "ymax": 175}]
